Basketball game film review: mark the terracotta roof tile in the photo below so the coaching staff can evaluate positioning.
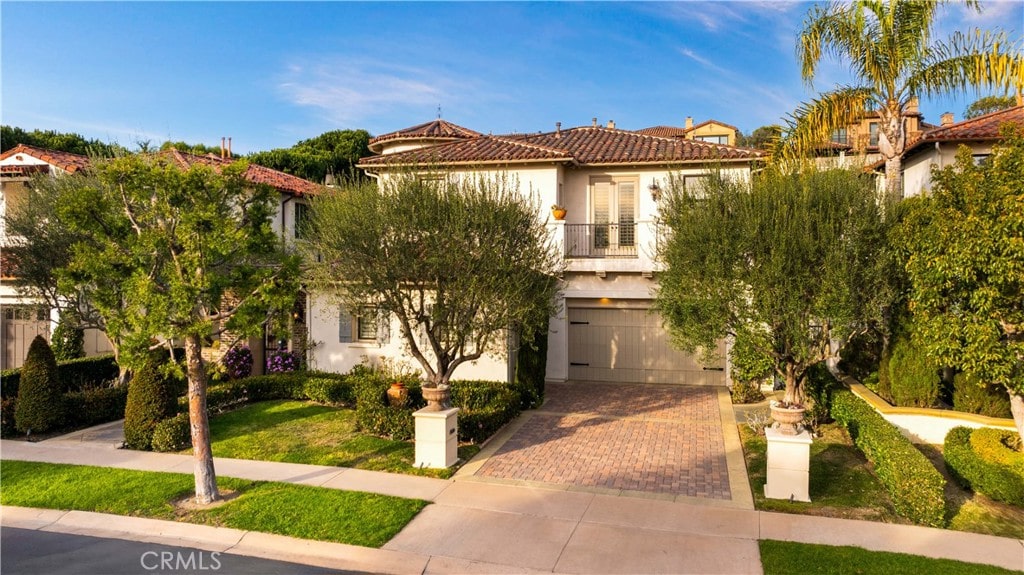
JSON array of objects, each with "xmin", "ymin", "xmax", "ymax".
[
  {"xmin": 903, "ymin": 106, "xmax": 1023, "ymax": 156},
  {"xmin": 368, "ymin": 119, "xmax": 481, "ymax": 152},
  {"xmin": 359, "ymin": 125, "xmax": 764, "ymax": 168},
  {"xmin": 0, "ymin": 144, "xmax": 91, "ymax": 173},
  {"xmin": 161, "ymin": 149, "xmax": 322, "ymax": 196},
  {"xmin": 635, "ymin": 126, "xmax": 690, "ymax": 138}
]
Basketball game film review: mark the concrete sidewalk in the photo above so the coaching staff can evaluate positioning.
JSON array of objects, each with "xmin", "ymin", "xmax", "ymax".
[{"xmin": 3, "ymin": 436, "xmax": 1022, "ymax": 573}]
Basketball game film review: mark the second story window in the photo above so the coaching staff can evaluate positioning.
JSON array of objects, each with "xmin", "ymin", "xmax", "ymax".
[
  {"xmin": 831, "ymin": 128, "xmax": 848, "ymax": 145},
  {"xmin": 294, "ymin": 203, "xmax": 309, "ymax": 239},
  {"xmin": 868, "ymin": 123, "xmax": 880, "ymax": 147},
  {"xmin": 696, "ymin": 135, "xmax": 729, "ymax": 145}
]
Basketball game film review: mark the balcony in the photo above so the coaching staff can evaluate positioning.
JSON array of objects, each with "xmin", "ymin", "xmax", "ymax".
[{"xmin": 564, "ymin": 223, "xmax": 638, "ymax": 258}]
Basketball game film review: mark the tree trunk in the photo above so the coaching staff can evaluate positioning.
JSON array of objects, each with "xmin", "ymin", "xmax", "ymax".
[
  {"xmin": 185, "ymin": 333, "xmax": 220, "ymax": 504},
  {"xmin": 783, "ymin": 363, "xmax": 803, "ymax": 407},
  {"xmin": 884, "ymin": 156, "xmax": 903, "ymax": 203},
  {"xmin": 1010, "ymin": 391, "xmax": 1024, "ymax": 444}
]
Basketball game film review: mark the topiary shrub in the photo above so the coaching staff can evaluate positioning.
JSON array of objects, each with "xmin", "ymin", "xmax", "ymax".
[
  {"xmin": 15, "ymin": 335, "xmax": 64, "ymax": 434},
  {"xmin": 50, "ymin": 314, "xmax": 85, "ymax": 361},
  {"xmin": 222, "ymin": 346, "xmax": 253, "ymax": 380},
  {"xmin": 831, "ymin": 389, "xmax": 946, "ymax": 526},
  {"xmin": 944, "ymin": 426, "xmax": 1024, "ymax": 507},
  {"xmin": 952, "ymin": 372, "xmax": 1012, "ymax": 419},
  {"xmin": 888, "ymin": 332, "xmax": 940, "ymax": 407},
  {"xmin": 124, "ymin": 359, "xmax": 180, "ymax": 450},
  {"xmin": 151, "ymin": 413, "xmax": 192, "ymax": 452}
]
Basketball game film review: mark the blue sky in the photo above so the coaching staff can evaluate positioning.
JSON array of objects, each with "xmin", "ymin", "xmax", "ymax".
[{"xmin": 2, "ymin": 1, "xmax": 1021, "ymax": 154}]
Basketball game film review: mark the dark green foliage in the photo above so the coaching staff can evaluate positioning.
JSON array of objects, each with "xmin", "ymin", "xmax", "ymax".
[
  {"xmin": 1, "ymin": 369, "xmax": 21, "ymax": 398},
  {"xmin": 302, "ymin": 374, "xmax": 355, "ymax": 406},
  {"xmin": 888, "ymin": 330, "xmax": 940, "ymax": 407},
  {"xmin": 15, "ymin": 336, "xmax": 64, "ymax": 434},
  {"xmin": 953, "ymin": 373, "xmax": 1012, "ymax": 419},
  {"xmin": 831, "ymin": 389, "xmax": 946, "ymax": 526},
  {"xmin": 151, "ymin": 413, "xmax": 192, "ymax": 452},
  {"xmin": 247, "ymin": 129, "xmax": 371, "ymax": 184},
  {"xmin": 875, "ymin": 349, "xmax": 893, "ymax": 403},
  {"xmin": 124, "ymin": 360, "xmax": 180, "ymax": 450},
  {"xmin": 50, "ymin": 315, "xmax": 84, "ymax": 361},
  {"xmin": 804, "ymin": 363, "xmax": 840, "ymax": 427},
  {"xmin": 838, "ymin": 329, "xmax": 882, "ymax": 383},
  {"xmin": 353, "ymin": 372, "xmax": 421, "ymax": 440},
  {"xmin": 1, "ymin": 397, "xmax": 17, "ymax": 436},
  {"xmin": 63, "ymin": 386, "xmax": 128, "ymax": 429},
  {"xmin": 944, "ymin": 426, "xmax": 1024, "ymax": 506},
  {"xmin": 515, "ymin": 328, "xmax": 548, "ymax": 409},
  {"xmin": 0, "ymin": 125, "xmax": 125, "ymax": 156},
  {"xmin": 964, "ymin": 95, "xmax": 1017, "ymax": 119},
  {"xmin": 56, "ymin": 354, "xmax": 119, "ymax": 393},
  {"xmin": 729, "ymin": 336, "xmax": 771, "ymax": 404},
  {"xmin": 450, "ymin": 380, "xmax": 522, "ymax": 444}
]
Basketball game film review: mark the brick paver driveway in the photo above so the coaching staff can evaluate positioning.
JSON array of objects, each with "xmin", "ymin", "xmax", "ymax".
[{"xmin": 472, "ymin": 382, "xmax": 733, "ymax": 500}]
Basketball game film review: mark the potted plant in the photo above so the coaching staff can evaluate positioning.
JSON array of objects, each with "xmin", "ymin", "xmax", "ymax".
[
  {"xmin": 551, "ymin": 204, "xmax": 567, "ymax": 220},
  {"xmin": 386, "ymin": 381, "xmax": 409, "ymax": 407}
]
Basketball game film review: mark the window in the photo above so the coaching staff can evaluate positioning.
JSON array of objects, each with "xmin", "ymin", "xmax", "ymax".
[
  {"xmin": 868, "ymin": 123, "xmax": 879, "ymax": 147},
  {"xmin": 831, "ymin": 128, "xmax": 848, "ymax": 145},
  {"xmin": 972, "ymin": 154, "xmax": 990, "ymax": 166},
  {"xmin": 357, "ymin": 306, "xmax": 378, "ymax": 341},
  {"xmin": 696, "ymin": 135, "xmax": 729, "ymax": 145},
  {"xmin": 591, "ymin": 176, "xmax": 637, "ymax": 251},
  {"xmin": 294, "ymin": 203, "xmax": 309, "ymax": 239},
  {"xmin": 339, "ymin": 306, "xmax": 389, "ymax": 344},
  {"xmin": 2, "ymin": 306, "xmax": 47, "ymax": 321}
]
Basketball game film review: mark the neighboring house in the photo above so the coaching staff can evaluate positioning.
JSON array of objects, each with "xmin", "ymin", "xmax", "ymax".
[
  {"xmin": 896, "ymin": 105, "xmax": 1023, "ymax": 198},
  {"xmin": 637, "ymin": 117, "xmax": 739, "ymax": 146},
  {"xmin": 0, "ymin": 144, "xmax": 320, "ymax": 371},
  {"xmin": 306, "ymin": 118, "xmax": 765, "ymax": 386}
]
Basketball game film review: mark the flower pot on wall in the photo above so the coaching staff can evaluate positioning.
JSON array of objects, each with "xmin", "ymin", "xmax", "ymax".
[{"xmin": 551, "ymin": 206, "xmax": 567, "ymax": 221}]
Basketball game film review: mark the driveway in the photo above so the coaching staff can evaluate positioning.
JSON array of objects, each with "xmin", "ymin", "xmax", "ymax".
[{"xmin": 459, "ymin": 381, "xmax": 751, "ymax": 506}]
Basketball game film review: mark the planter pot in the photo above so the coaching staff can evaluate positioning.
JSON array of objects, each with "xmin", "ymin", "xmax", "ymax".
[
  {"xmin": 770, "ymin": 401, "xmax": 806, "ymax": 435},
  {"xmin": 421, "ymin": 385, "xmax": 451, "ymax": 411},
  {"xmin": 387, "ymin": 382, "xmax": 409, "ymax": 407},
  {"xmin": 551, "ymin": 208, "xmax": 567, "ymax": 221}
]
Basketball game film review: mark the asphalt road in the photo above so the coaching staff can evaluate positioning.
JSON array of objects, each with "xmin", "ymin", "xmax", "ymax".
[{"xmin": 1, "ymin": 527, "xmax": 351, "ymax": 575}]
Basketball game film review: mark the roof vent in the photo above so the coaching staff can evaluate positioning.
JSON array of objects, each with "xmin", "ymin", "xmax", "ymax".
[
  {"xmin": 592, "ymin": 117, "xmax": 598, "ymax": 127},
  {"xmin": 607, "ymin": 120, "xmax": 615, "ymax": 129},
  {"xmin": 555, "ymin": 122, "xmax": 561, "ymax": 137}
]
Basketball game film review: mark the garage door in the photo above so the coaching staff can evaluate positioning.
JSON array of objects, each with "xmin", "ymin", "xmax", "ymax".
[
  {"xmin": 1, "ymin": 306, "xmax": 50, "ymax": 370},
  {"xmin": 568, "ymin": 307, "xmax": 725, "ymax": 385}
]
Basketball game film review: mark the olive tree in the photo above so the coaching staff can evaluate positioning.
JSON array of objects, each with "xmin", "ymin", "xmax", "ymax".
[
  {"xmin": 302, "ymin": 170, "xmax": 561, "ymax": 390},
  {"xmin": 896, "ymin": 128, "xmax": 1024, "ymax": 440},
  {"xmin": 656, "ymin": 166, "xmax": 891, "ymax": 407}
]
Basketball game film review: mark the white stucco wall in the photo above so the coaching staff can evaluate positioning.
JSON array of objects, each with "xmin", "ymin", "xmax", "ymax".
[{"xmin": 901, "ymin": 142, "xmax": 993, "ymax": 198}]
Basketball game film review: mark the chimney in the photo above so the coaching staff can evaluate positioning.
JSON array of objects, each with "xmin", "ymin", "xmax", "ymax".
[
  {"xmin": 940, "ymin": 112, "xmax": 954, "ymax": 126},
  {"xmin": 607, "ymin": 120, "xmax": 615, "ymax": 129},
  {"xmin": 221, "ymin": 137, "xmax": 226, "ymax": 159},
  {"xmin": 592, "ymin": 117, "xmax": 598, "ymax": 127},
  {"xmin": 685, "ymin": 116, "xmax": 694, "ymax": 130},
  {"xmin": 906, "ymin": 97, "xmax": 920, "ymax": 114},
  {"xmin": 555, "ymin": 122, "xmax": 561, "ymax": 137},
  {"xmin": 227, "ymin": 137, "xmax": 232, "ymax": 158}
]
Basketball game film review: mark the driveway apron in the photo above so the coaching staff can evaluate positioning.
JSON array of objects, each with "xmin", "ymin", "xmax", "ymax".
[{"xmin": 458, "ymin": 381, "xmax": 751, "ymax": 507}]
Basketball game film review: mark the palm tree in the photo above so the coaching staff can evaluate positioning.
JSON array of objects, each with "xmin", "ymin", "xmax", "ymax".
[{"xmin": 784, "ymin": 0, "xmax": 1023, "ymax": 199}]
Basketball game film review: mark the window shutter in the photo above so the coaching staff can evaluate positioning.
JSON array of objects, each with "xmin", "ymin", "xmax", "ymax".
[
  {"xmin": 376, "ymin": 310, "xmax": 391, "ymax": 344},
  {"xmin": 338, "ymin": 306, "xmax": 353, "ymax": 343}
]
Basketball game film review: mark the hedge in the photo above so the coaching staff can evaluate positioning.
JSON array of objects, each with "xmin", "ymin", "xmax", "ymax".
[
  {"xmin": 515, "ymin": 328, "xmax": 548, "ymax": 410},
  {"xmin": 831, "ymin": 389, "xmax": 946, "ymax": 527},
  {"xmin": 1, "ymin": 354, "xmax": 118, "ymax": 398},
  {"xmin": 63, "ymin": 386, "xmax": 128, "ymax": 429},
  {"xmin": 15, "ymin": 336, "xmax": 64, "ymax": 434},
  {"xmin": 944, "ymin": 426, "xmax": 1024, "ymax": 507},
  {"xmin": 152, "ymin": 413, "xmax": 191, "ymax": 452},
  {"xmin": 450, "ymin": 380, "xmax": 522, "ymax": 444},
  {"xmin": 353, "ymin": 372, "xmax": 422, "ymax": 440}
]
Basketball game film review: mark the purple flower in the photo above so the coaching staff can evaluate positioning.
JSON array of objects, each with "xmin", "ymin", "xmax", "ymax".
[
  {"xmin": 266, "ymin": 350, "xmax": 301, "ymax": 373},
  {"xmin": 222, "ymin": 346, "xmax": 253, "ymax": 380}
]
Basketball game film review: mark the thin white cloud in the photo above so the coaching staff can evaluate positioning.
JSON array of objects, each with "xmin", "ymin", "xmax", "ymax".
[
  {"xmin": 278, "ymin": 58, "xmax": 472, "ymax": 125},
  {"xmin": 678, "ymin": 46, "xmax": 731, "ymax": 75},
  {"xmin": 17, "ymin": 113, "xmax": 165, "ymax": 147}
]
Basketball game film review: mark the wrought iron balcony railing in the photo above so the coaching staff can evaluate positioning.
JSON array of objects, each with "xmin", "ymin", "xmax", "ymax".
[{"xmin": 564, "ymin": 223, "xmax": 638, "ymax": 258}]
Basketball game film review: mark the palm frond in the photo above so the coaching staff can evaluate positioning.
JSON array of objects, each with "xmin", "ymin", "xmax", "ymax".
[
  {"xmin": 773, "ymin": 87, "xmax": 875, "ymax": 163},
  {"xmin": 909, "ymin": 31, "xmax": 1024, "ymax": 98}
]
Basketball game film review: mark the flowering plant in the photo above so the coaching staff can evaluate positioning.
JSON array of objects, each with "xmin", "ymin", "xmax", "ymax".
[
  {"xmin": 266, "ymin": 349, "xmax": 301, "ymax": 373},
  {"xmin": 222, "ymin": 346, "xmax": 253, "ymax": 380}
]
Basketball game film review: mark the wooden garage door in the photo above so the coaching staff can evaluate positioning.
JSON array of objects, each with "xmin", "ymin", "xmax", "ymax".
[
  {"xmin": 568, "ymin": 307, "xmax": 725, "ymax": 385},
  {"xmin": 1, "ymin": 306, "xmax": 50, "ymax": 370}
]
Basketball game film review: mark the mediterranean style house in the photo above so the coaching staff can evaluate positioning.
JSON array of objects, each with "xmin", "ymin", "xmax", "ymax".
[
  {"xmin": 305, "ymin": 119, "xmax": 765, "ymax": 386},
  {"xmin": 637, "ymin": 117, "xmax": 740, "ymax": 146},
  {"xmin": 0, "ymin": 144, "xmax": 320, "ymax": 371}
]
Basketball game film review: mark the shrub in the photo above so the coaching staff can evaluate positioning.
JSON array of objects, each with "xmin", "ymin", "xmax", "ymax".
[
  {"xmin": 730, "ymin": 336, "xmax": 774, "ymax": 385},
  {"xmin": 222, "ymin": 346, "xmax": 253, "ymax": 380},
  {"xmin": 838, "ymin": 329, "xmax": 882, "ymax": 383},
  {"xmin": 875, "ymin": 350, "xmax": 893, "ymax": 403},
  {"xmin": 1, "ymin": 396, "xmax": 17, "ymax": 437},
  {"xmin": 353, "ymin": 371, "xmax": 421, "ymax": 440},
  {"xmin": 730, "ymin": 380, "xmax": 764, "ymax": 404},
  {"xmin": 64, "ymin": 386, "xmax": 128, "ymax": 429},
  {"xmin": 831, "ymin": 389, "xmax": 946, "ymax": 526},
  {"xmin": 804, "ymin": 363, "xmax": 840, "ymax": 428},
  {"xmin": 451, "ymin": 380, "xmax": 522, "ymax": 444},
  {"xmin": 15, "ymin": 336, "xmax": 64, "ymax": 434},
  {"xmin": 887, "ymin": 332, "xmax": 940, "ymax": 407},
  {"xmin": 151, "ymin": 413, "xmax": 192, "ymax": 452},
  {"xmin": 58, "ymin": 354, "xmax": 119, "ymax": 393},
  {"xmin": 123, "ymin": 360, "xmax": 180, "ymax": 450},
  {"xmin": 1, "ymin": 369, "xmax": 21, "ymax": 399},
  {"xmin": 266, "ymin": 350, "xmax": 301, "ymax": 374},
  {"xmin": 51, "ymin": 315, "xmax": 85, "ymax": 361},
  {"xmin": 303, "ymin": 374, "xmax": 355, "ymax": 406},
  {"xmin": 515, "ymin": 328, "xmax": 548, "ymax": 409},
  {"xmin": 944, "ymin": 426, "xmax": 1024, "ymax": 507},
  {"xmin": 186, "ymin": 373, "xmax": 309, "ymax": 413},
  {"xmin": 952, "ymin": 372, "xmax": 1012, "ymax": 419}
]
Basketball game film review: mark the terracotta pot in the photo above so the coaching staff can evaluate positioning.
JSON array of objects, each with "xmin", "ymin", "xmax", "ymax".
[
  {"xmin": 421, "ymin": 385, "xmax": 451, "ymax": 411},
  {"xmin": 387, "ymin": 382, "xmax": 408, "ymax": 407},
  {"xmin": 551, "ymin": 208, "xmax": 567, "ymax": 221},
  {"xmin": 770, "ymin": 401, "xmax": 806, "ymax": 435}
]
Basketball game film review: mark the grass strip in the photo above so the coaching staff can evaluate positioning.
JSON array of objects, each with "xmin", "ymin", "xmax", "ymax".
[
  {"xmin": 759, "ymin": 540, "xmax": 1018, "ymax": 575},
  {"xmin": 0, "ymin": 460, "xmax": 426, "ymax": 548}
]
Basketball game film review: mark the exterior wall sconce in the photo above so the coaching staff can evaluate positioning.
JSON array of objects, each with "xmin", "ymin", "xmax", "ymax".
[{"xmin": 648, "ymin": 182, "xmax": 662, "ymax": 201}]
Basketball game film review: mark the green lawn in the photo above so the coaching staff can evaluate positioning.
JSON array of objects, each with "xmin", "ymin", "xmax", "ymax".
[
  {"xmin": 204, "ymin": 400, "xmax": 479, "ymax": 479},
  {"xmin": 740, "ymin": 424, "xmax": 901, "ymax": 522},
  {"xmin": 0, "ymin": 460, "xmax": 426, "ymax": 548},
  {"xmin": 759, "ymin": 540, "xmax": 1018, "ymax": 575}
]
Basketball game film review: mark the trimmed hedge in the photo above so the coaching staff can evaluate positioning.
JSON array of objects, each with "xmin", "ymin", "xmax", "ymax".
[
  {"xmin": 1, "ymin": 354, "xmax": 118, "ymax": 398},
  {"xmin": 353, "ymin": 372, "xmax": 422, "ymax": 440},
  {"xmin": 124, "ymin": 360, "xmax": 179, "ymax": 450},
  {"xmin": 451, "ymin": 380, "xmax": 522, "ymax": 444},
  {"xmin": 952, "ymin": 373, "xmax": 1012, "ymax": 419},
  {"xmin": 64, "ymin": 386, "xmax": 128, "ymax": 429},
  {"xmin": 152, "ymin": 412, "xmax": 191, "ymax": 452},
  {"xmin": 831, "ymin": 389, "xmax": 946, "ymax": 527},
  {"xmin": 15, "ymin": 336, "xmax": 64, "ymax": 434},
  {"xmin": 944, "ymin": 426, "xmax": 1024, "ymax": 507},
  {"xmin": 515, "ymin": 328, "xmax": 548, "ymax": 409}
]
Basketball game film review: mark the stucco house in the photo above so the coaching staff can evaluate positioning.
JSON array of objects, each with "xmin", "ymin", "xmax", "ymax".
[
  {"xmin": 637, "ymin": 117, "xmax": 740, "ymax": 146},
  {"xmin": 305, "ymin": 119, "xmax": 765, "ymax": 386}
]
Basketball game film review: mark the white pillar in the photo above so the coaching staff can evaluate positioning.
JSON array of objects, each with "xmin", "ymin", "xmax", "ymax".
[
  {"xmin": 763, "ymin": 427, "xmax": 812, "ymax": 502},
  {"xmin": 414, "ymin": 407, "xmax": 459, "ymax": 468}
]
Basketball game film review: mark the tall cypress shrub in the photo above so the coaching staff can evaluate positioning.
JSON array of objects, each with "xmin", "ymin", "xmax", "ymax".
[
  {"xmin": 123, "ymin": 358, "xmax": 179, "ymax": 450},
  {"xmin": 15, "ymin": 335, "xmax": 64, "ymax": 434}
]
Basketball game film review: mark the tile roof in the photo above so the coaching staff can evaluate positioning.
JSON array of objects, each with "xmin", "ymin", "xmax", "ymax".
[
  {"xmin": 161, "ymin": 149, "xmax": 322, "ymax": 196},
  {"xmin": 368, "ymin": 119, "xmax": 481, "ymax": 153},
  {"xmin": 0, "ymin": 144, "xmax": 91, "ymax": 173},
  {"xmin": 903, "ymin": 105, "xmax": 1024, "ymax": 156},
  {"xmin": 635, "ymin": 126, "xmax": 689, "ymax": 138},
  {"xmin": 359, "ymin": 125, "xmax": 764, "ymax": 168}
]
